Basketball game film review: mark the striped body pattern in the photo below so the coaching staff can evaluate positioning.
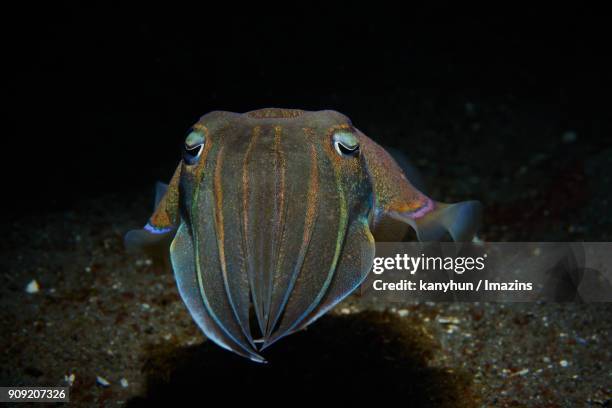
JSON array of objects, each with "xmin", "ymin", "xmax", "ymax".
[{"xmin": 125, "ymin": 108, "xmax": 481, "ymax": 362}]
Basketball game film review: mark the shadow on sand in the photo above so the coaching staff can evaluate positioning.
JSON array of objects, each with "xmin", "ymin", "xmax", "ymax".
[{"xmin": 126, "ymin": 311, "xmax": 478, "ymax": 407}]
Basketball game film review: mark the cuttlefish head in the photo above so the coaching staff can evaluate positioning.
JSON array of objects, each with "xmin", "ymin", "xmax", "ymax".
[{"xmin": 125, "ymin": 108, "xmax": 481, "ymax": 362}]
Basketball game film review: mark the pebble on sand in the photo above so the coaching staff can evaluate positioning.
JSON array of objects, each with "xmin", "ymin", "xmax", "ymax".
[
  {"xmin": 64, "ymin": 373, "xmax": 75, "ymax": 386},
  {"xmin": 120, "ymin": 378, "xmax": 129, "ymax": 388},
  {"xmin": 512, "ymin": 368, "xmax": 530, "ymax": 377},
  {"xmin": 25, "ymin": 280, "xmax": 40, "ymax": 294},
  {"xmin": 96, "ymin": 376, "xmax": 111, "ymax": 387},
  {"xmin": 438, "ymin": 316, "xmax": 461, "ymax": 325}
]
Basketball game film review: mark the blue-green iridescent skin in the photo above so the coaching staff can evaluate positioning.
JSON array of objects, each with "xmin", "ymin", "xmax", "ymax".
[{"xmin": 125, "ymin": 108, "xmax": 481, "ymax": 362}]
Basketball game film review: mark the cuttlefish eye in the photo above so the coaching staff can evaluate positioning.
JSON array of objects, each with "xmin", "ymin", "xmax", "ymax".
[
  {"xmin": 332, "ymin": 130, "xmax": 360, "ymax": 157},
  {"xmin": 183, "ymin": 129, "xmax": 205, "ymax": 165}
]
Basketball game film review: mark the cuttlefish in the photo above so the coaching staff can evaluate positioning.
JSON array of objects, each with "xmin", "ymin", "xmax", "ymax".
[{"xmin": 125, "ymin": 108, "xmax": 481, "ymax": 362}]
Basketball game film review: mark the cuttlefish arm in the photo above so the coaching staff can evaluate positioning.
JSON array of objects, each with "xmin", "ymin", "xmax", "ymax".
[
  {"xmin": 359, "ymin": 132, "xmax": 482, "ymax": 243},
  {"xmin": 124, "ymin": 165, "xmax": 181, "ymax": 252}
]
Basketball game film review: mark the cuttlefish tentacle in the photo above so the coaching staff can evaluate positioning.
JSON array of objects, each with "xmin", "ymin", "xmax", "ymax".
[
  {"xmin": 262, "ymin": 132, "xmax": 352, "ymax": 348},
  {"xmin": 193, "ymin": 127, "xmax": 260, "ymax": 359},
  {"xmin": 289, "ymin": 214, "xmax": 375, "ymax": 336},
  {"xmin": 264, "ymin": 132, "xmax": 320, "ymax": 342},
  {"xmin": 265, "ymin": 125, "xmax": 289, "ymax": 338},
  {"xmin": 240, "ymin": 125, "xmax": 263, "ymax": 336},
  {"xmin": 171, "ymin": 222, "xmax": 264, "ymax": 362},
  {"xmin": 125, "ymin": 108, "xmax": 481, "ymax": 362}
]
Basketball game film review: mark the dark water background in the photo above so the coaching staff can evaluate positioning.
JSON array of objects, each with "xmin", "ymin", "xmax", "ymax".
[
  {"xmin": 3, "ymin": 5, "xmax": 611, "ymax": 406},
  {"xmin": 7, "ymin": 5, "xmax": 609, "ymax": 217}
]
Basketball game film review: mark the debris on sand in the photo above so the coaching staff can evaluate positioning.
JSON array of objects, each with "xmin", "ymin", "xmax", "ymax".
[
  {"xmin": 96, "ymin": 376, "xmax": 110, "ymax": 387},
  {"xmin": 25, "ymin": 280, "xmax": 40, "ymax": 294},
  {"xmin": 437, "ymin": 316, "xmax": 461, "ymax": 325},
  {"xmin": 135, "ymin": 258, "xmax": 153, "ymax": 267},
  {"xmin": 64, "ymin": 373, "xmax": 75, "ymax": 386}
]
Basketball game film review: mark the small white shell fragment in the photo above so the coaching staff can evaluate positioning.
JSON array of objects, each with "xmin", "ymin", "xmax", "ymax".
[
  {"xmin": 120, "ymin": 378, "xmax": 129, "ymax": 388},
  {"xmin": 135, "ymin": 258, "xmax": 153, "ymax": 267},
  {"xmin": 25, "ymin": 280, "xmax": 40, "ymax": 294},
  {"xmin": 64, "ymin": 373, "xmax": 76, "ymax": 386},
  {"xmin": 96, "ymin": 376, "xmax": 110, "ymax": 387},
  {"xmin": 559, "ymin": 360, "xmax": 569, "ymax": 367},
  {"xmin": 445, "ymin": 324, "xmax": 459, "ymax": 334},
  {"xmin": 437, "ymin": 316, "xmax": 460, "ymax": 325},
  {"xmin": 396, "ymin": 309, "xmax": 409, "ymax": 317},
  {"xmin": 514, "ymin": 368, "xmax": 529, "ymax": 377}
]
